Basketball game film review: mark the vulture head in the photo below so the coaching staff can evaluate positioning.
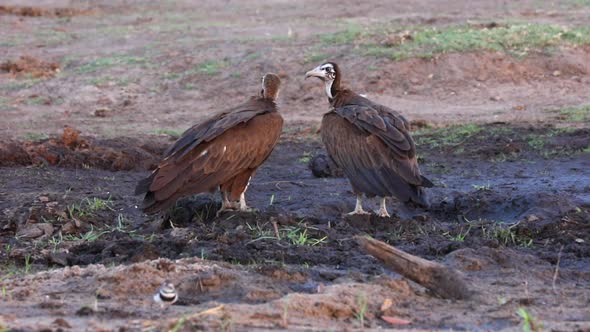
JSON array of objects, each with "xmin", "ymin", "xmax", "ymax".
[
  {"xmin": 261, "ymin": 73, "xmax": 281, "ymax": 101},
  {"xmin": 305, "ymin": 62, "xmax": 341, "ymax": 99}
]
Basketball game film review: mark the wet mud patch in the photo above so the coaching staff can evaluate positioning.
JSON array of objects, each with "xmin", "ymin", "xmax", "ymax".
[
  {"xmin": 1, "ymin": 123, "xmax": 589, "ymax": 330},
  {"xmin": 0, "ymin": 55, "xmax": 60, "ymax": 79}
]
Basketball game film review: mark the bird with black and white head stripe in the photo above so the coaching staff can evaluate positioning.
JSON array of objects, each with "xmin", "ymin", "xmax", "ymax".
[
  {"xmin": 305, "ymin": 62, "xmax": 433, "ymax": 217},
  {"xmin": 153, "ymin": 281, "xmax": 178, "ymax": 308}
]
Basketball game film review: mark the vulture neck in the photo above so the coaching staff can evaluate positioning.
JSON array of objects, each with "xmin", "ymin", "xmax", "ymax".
[
  {"xmin": 328, "ymin": 87, "xmax": 356, "ymax": 109},
  {"xmin": 327, "ymin": 75, "xmax": 342, "ymax": 105}
]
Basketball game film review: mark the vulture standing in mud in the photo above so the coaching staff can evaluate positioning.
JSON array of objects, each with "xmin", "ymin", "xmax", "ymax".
[
  {"xmin": 305, "ymin": 62, "xmax": 433, "ymax": 217},
  {"xmin": 135, "ymin": 73, "xmax": 283, "ymax": 214}
]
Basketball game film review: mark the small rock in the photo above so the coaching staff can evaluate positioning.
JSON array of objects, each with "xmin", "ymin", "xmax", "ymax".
[
  {"xmin": 94, "ymin": 107, "xmax": 112, "ymax": 117},
  {"xmin": 170, "ymin": 227, "xmax": 194, "ymax": 239},
  {"xmin": 96, "ymin": 287, "xmax": 113, "ymax": 300},
  {"xmin": 380, "ymin": 30, "xmax": 413, "ymax": 47},
  {"xmin": 17, "ymin": 223, "xmax": 54, "ymax": 239},
  {"xmin": 526, "ymin": 215, "xmax": 539, "ymax": 222},
  {"xmin": 575, "ymin": 238, "xmax": 584, "ymax": 243},
  {"xmin": 413, "ymin": 214, "xmax": 429, "ymax": 222},
  {"xmin": 381, "ymin": 316, "xmax": 412, "ymax": 326},
  {"xmin": 410, "ymin": 119, "xmax": 430, "ymax": 129},
  {"xmin": 53, "ymin": 318, "xmax": 72, "ymax": 328},
  {"xmin": 380, "ymin": 298, "xmax": 393, "ymax": 311},
  {"xmin": 46, "ymin": 201, "xmax": 59, "ymax": 208},
  {"xmin": 309, "ymin": 154, "xmax": 343, "ymax": 178},
  {"xmin": 48, "ymin": 252, "xmax": 69, "ymax": 266},
  {"xmin": 490, "ymin": 96, "xmax": 501, "ymax": 101},
  {"xmin": 61, "ymin": 220, "xmax": 79, "ymax": 234},
  {"xmin": 76, "ymin": 306, "xmax": 95, "ymax": 316},
  {"xmin": 513, "ymin": 105, "xmax": 526, "ymax": 111},
  {"xmin": 552, "ymin": 70, "xmax": 561, "ymax": 77}
]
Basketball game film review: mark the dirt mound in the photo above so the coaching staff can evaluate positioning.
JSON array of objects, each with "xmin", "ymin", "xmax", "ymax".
[
  {"xmin": 359, "ymin": 46, "xmax": 590, "ymax": 94},
  {"xmin": 0, "ymin": 5, "xmax": 94, "ymax": 17},
  {"xmin": 0, "ymin": 127, "xmax": 167, "ymax": 171},
  {"xmin": 0, "ymin": 55, "xmax": 60, "ymax": 78}
]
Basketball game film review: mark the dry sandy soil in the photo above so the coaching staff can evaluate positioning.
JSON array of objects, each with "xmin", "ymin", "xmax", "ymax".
[{"xmin": 0, "ymin": 0, "xmax": 589, "ymax": 331}]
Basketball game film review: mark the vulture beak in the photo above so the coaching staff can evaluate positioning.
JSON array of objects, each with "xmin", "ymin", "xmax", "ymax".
[{"xmin": 305, "ymin": 66, "xmax": 325, "ymax": 80}]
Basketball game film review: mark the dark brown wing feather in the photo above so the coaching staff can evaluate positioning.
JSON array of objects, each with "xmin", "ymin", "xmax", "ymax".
[
  {"xmin": 136, "ymin": 99, "xmax": 282, "ymax": 214},
  {"xmin": 163, "ymin": 97, "xmax": 276, "ymax": 160},
  {"xmin": 321, "ymin": 100, "xmax": 432, "ymax": 206}
]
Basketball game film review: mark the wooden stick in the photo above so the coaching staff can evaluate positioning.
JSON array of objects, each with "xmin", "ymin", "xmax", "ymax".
[{"xmin": 355, "ymin": 236, "xmax": 473, "ymax": 300}]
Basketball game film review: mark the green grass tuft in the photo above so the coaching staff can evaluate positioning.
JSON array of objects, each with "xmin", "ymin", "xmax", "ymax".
[
  {"xmin": 153, "ymin": 128, "xmax": 183, "ymax": 138},
  {"xmin": 67, "ymin": 197, "xmax": 113, "ymax": 218},
  {"xmin": 414, "ymin": 124, "xmax": 483, "ymax": 149},
  {"xmin": 517, "ymin": 307, "xmax": 542, "ymax": 332},
  {"xmin": 558, "ymin": 105, "xmax": 590, "ymax": 122},
  {"xmin": 75, "ymin": 55, "xmax": 149, "ymax": 74},
  {"xmin": 22, "ymin": 133, "xmax": 49, "ymax": 141},
  {"xmin": 196, "ymin": 59, "xmax": 229, "ymax": 75},
  {"xmin": 320, "ymin": 23, "xmax": 362, "ymax": 44},
  {"xmin": 324, "ymin": 23, "xmax": 590, "ymax": 60}
]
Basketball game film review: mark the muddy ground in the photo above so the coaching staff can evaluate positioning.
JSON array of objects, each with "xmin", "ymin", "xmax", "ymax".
[{"xmin": 1, "ymin": 1, "xmax": 590, "ymax": 331}]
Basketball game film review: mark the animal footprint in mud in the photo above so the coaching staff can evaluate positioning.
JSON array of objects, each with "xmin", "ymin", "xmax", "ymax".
[{"xmin": 153, "ymin": 281, "xmax": 178, "ymax": 309}]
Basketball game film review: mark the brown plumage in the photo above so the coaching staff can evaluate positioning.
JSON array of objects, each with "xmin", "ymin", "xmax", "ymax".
[
  {"xmin": 136, "ymin": 73, "xmax": 283, "ymax": 214},
  {"xmin": 305, "ymin": 62, "xmax": 433, "ymax": 217}
]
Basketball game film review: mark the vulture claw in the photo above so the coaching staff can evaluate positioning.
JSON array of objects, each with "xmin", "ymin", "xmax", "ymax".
[
  {"xmin": 376, "ymin": 209, "xmax": 391, "ymax": 218},
  {"xmin": 377, "ymin": 197, "xmax": 391, "ymax": 218},
  {"xmin": 347, "ymin": 209, "xmax": 371, "ymax": 216}
]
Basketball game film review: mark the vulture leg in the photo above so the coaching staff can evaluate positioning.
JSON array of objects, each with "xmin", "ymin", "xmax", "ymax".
[
  {"xmin": 217, "ymin": 192, "xmax": 237, "ymax": 216},
  {"xmin": 377, "ymin": 197, "xmax": 390, "ymax": 218},
  {"xmin": 347, "ymin": 195, "xmax": 370, "ymax": 215},
  {"xmin": 220, "ymin": 170, "xmax": 257, "ymax": 212},
  {"xmin": 238, "ymin": 192, "xmax": 255, "ymax": 212}
]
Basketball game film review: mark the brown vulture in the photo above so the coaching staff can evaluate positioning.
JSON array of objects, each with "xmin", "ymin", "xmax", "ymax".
[
  {"xmin": 135, "ymin": 73, "xmax": 283, "ymax": 214},
  {"xmin": 305, "ymin": 62, "xmax": 433, "ymax": 217}
]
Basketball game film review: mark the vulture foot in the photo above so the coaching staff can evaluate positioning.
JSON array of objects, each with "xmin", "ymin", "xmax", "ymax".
[
  {"xmin": 347, "ymin": 209, "xmax": 371, "ymax": 216},
  {"xmin": 239, "ymin": 206, "xmax": 258, "ymax": 213},
  {"xmin": 376, "ymin": 209, "xmax": 391, "ymax": 218},
  {"xmin": 347, "ymin": 195, "xmax": 371, "ymax": 215},
  {"xmin": 377, "ymin": 197, "xmax": 390, "ymax": 218},
  {"xmin": 217, "ymin": 199, "xmax": 238, "ymax": 217},
  {"xmin": 238, "ymin": 193, "xmax": 257, "ymax": 212}
]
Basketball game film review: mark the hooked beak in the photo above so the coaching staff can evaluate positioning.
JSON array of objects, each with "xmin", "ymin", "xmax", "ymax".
[{"xmin": 305, "ymin": 66, "xmax": 325, "ymax": 80}]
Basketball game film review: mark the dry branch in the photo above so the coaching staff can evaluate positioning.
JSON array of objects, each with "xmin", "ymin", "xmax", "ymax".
[{"xmin": 355, "ymin": 236, "xmax": 473, "ymax": 300}]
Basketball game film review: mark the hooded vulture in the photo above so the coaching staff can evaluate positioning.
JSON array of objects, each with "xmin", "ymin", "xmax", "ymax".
[
  {"xmin": 135, "ymin": 73, "xmax": 283, "ymax": 214},
  {"xmin": 305, "ymin": 62, "xmax": 433, "ymax": 217}
]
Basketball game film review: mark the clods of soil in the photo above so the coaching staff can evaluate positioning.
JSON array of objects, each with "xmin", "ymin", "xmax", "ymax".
[
  {"xmin": 0, "ymin": 124, "xmax": 588, "ymax": 331},
  {"xmin": 0, "ymin": 55, "xmax": 60, "ymax": 78}
]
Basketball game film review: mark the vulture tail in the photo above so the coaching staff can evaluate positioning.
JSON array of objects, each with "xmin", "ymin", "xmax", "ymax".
[
  {"xmin": 141, "ymin": 191, "xmax": 180, "ymax": 215},
  {"xmin": 421, "ymin": 175, "xmax": 434, "ymax": 188},
  {"xmin": 135, "ymin": 172, "xmax": 156, "ymax": 195}
]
